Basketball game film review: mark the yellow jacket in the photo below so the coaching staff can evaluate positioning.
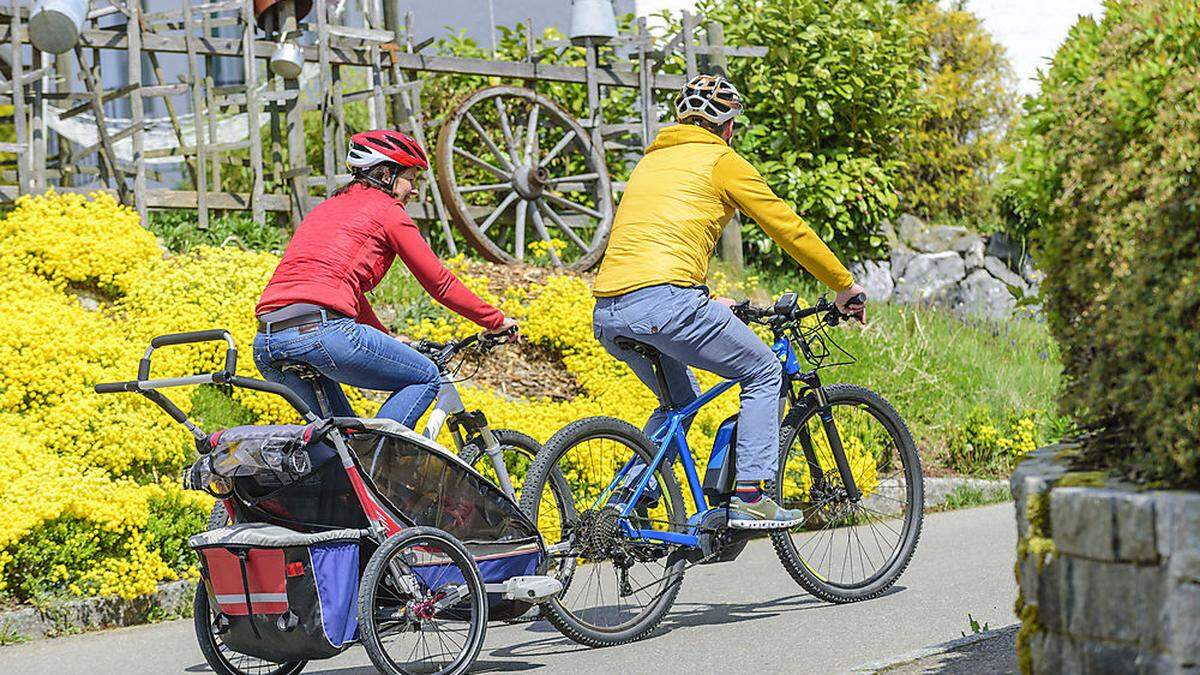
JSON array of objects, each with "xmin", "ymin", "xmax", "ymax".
[{"xmin": 593, "ymin": 124, "xmax": 854, "ymax": 297}]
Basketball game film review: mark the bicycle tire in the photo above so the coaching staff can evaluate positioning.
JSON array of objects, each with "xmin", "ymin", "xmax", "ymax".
[
  {"xmin": 193, "ymin": 585, "xmax": 307, "ymax": 675},
  {"xmin": 358, "ymin": 527, "xmax": 488, "ymax": 675},
  {"xmin": 768, "ymin": 384, "xmax": 924, "ymax": 603},
  {"xmin": 519, "ymin": 416, "xmax": 686, "ymax": 648}
]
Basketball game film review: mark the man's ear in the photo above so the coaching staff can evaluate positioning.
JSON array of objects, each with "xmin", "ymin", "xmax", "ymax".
[{"xmin": 721, "ymin": 120, "xmax": 735, "ymax": 141}]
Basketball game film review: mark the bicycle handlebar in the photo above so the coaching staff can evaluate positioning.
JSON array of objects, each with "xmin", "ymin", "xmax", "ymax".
[
  {"xmin": 733, "ymin": 293, "xmax": 865, "ymax": 327},
  {"xmin": 411, "ymin": 326, "xmax": 520, "ymax": 368}
]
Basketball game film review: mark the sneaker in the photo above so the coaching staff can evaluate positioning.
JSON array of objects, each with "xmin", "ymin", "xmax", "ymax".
[{"xmin": 727, "ymin": 494, "xmax": 805, "ymax": 530}]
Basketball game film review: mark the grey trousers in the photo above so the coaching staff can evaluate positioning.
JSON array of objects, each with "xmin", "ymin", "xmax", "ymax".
[{"xmin": 593, "ymin": 284, "xmax": 783, "ymax": 481}]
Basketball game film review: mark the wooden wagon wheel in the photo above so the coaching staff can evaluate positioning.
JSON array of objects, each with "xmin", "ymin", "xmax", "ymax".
[{"xmin": 436, "ymin": 86, "xmax": 613, "ymax": 271}]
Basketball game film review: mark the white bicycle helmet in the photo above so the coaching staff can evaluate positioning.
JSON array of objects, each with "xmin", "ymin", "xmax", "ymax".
[{"xmin": 674, "ymin": 74, "xmax": 743, "ymax": 125}]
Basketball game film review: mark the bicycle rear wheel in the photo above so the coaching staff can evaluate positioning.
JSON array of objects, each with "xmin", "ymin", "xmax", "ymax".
[
  {"xmin": 519, "ymin": 416, "xmax": 686, "ymax": 647},
  {"xmin": 769, "ymin": 384, "xmax": 923, "ymax": 603}
]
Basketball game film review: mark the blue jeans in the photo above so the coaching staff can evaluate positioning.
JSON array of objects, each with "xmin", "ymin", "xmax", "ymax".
[
  {"xmin": 593, "ymin": 284, "xmax": 783, "ymax": 481},
  {"xmin": 252, "ymin": 317, "xmax": 440, "ymax": 428}
]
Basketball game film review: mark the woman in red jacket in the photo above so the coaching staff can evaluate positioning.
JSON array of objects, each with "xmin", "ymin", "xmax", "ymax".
[{"xmin": 253, "ymin": 129, "xmax": 516, "ymax": 426}]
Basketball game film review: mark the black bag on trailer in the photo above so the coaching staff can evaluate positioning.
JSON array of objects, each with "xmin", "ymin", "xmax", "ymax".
[
  {"xmin": 186, "ymin": 424, "xmax": 366, "ymax": 530},
  {"xmin": 190, "ymin": 523, "xmax": 363, "ymax": 663}
]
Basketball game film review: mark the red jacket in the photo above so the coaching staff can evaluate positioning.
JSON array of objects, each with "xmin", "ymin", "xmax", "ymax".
[{"xmin": 256, "ymin": 184, "xmax": 504, "ymax": 332}]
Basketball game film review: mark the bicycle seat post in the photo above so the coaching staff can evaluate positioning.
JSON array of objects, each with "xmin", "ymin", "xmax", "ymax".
[
  {"xmin": 614, "ymin": 337, "xmax": 675, "ymax": 410},
  {"xmin": 280, "ymin": 362, "xmax": 333, "ymax": 418}
]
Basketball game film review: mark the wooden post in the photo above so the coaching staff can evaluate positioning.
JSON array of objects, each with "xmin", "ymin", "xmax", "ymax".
[
  {"xmin": 30, "ymin": 46, "xmax": 46, "ymax": 191},
  {"xmin": 203, "ymin": 10, "xmax": 221, "ymax": 192},
  {"xmin": 128, "ymin": 7, "xmax": 146, "ymax": 219},
  {"xmin": 316, "ymin": 0, "xmax": 336, "ymax": 196},
  {"xmin": 53, "ymin": 49, "xmax": 73, "ymax": 187},
  {"xmin": 682, "ymin": 11, "xmax": 698, "ymax": 80},
  {"xmin": 366, "ymin": 0, "xmax": 387, "ymax": 128},
  {"xmin": 706, "ymin": 21, "xmax": 743, "ymax": 277},
  {"xmin": 584, "ymin": 40, "xmax": 603, "ymax": 162},
  {"xmin": 182, "ymin": 0, "xmax": 210, "ymax": 228},
  {"xmin": 10, "ymin": 0, "xmax": 29, "ymax": 193},
  {"xmin": 242, "ymin": 0, "xmax": 265, "ymax": 225},
  {"xmin": 276, "ymin": 0, "xmax": 307, "ymax": 226},
  {"xmin": 383, "ymin": 0, "xmax": 404, "ymax": 126},
  {"xmin": 636, "ymin": 17, "xmax": 652, "ymax": 148}
]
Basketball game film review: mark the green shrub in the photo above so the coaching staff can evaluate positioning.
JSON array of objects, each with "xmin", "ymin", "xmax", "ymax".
[
  {"xmin": 2, "ymin": 517, "xmax": 122, "ymax": 602},
  {"xmin": 1010, "ymin": 0, "xmax": 1200, "ymax": 485},
  {"xmin": 898, "ymin": 1, "xmax": 1017, "ymax": 224},
  {"xmin": 148, "ymin": 210, "xmax": 287, "ymax": 253},
  {"xmin": 143, "ymin": 491, "xmax": 208, "ymax": 575},
  {"xmin": 694, "ymin": 0, "xmax": 926, "ymax": 265}
]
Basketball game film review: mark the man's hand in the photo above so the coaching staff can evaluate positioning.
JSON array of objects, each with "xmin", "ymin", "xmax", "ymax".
[
  {"xmin": 714, "ymin": 296, "xmax": 737, "ymax": 309},
  {"xmin": 835, "ymin": 283, "xmax": 867, "ymax": 324}
]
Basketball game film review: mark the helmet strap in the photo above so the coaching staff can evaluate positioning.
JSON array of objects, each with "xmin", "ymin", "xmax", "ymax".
[{"xmin": 355, "ymin": 164, "xmax": 400, "ymax": 195}]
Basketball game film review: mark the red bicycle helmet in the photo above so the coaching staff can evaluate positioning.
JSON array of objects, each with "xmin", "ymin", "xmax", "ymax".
[{"xmin": 347, "ymin": 130, "xmax": 429, "ymax": 171}]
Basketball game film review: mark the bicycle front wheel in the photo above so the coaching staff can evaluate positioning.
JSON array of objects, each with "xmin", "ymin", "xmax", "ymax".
[
  {"xmin": 769, "ymin": 384, "xmax": 924, "ymax": 603},
  {"xmin": 519, "ymin": 416, "xmax": 686, "ymax": 647}
]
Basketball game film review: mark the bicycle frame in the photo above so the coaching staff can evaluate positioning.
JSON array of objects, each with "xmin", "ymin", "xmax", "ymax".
[
  {"xmin": 593, "ymin": 334, "xmax": 859, "ymax": 549},
  {"xmin": 423, "ymin": 376, "xmax": 517, "ymax": 499}
]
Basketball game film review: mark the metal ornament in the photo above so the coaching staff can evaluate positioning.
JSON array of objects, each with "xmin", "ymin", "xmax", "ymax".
[
  {"xmin": 569, "ymin": 0, "xmax": 618, "ymax": 45},
  {"xmin": 28, "ymin": 0, "xmax": 88, "ymax": 54},
  {"xmin": 270, "ymin": 41, "xmax": 305, "ymax": 80}
]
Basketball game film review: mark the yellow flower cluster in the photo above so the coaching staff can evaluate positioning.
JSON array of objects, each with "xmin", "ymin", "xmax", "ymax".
[{"xmin": 0, "ymin": 191, "xmax": 883, "ymax": 601}]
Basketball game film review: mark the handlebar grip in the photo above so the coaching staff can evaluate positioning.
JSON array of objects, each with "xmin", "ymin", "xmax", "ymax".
[
  {"xmin": 845, "ymin": 292, "xmax": 867, "ymax": 308},
  {"xmin": 94, "ymin": 381, "xmax": 138, "ymax": 394},
  {"xmin": 150, "ymin": 329, "xmax": 231, "ymax": 349}
]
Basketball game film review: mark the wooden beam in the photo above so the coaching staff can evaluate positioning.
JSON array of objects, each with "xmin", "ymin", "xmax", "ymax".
[{"xmin": 0, "ymin": 26, "xmax": 690, "ymax": 90}]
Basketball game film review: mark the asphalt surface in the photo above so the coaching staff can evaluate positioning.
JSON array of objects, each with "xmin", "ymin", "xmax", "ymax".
[{"xmin": 0, "ymin": 503, "xmax": 1017, "ymax": 675}]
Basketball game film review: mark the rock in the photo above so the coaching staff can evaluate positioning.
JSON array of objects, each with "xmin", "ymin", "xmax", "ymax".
[
  {"xmin": 896, "ymin": 213, "xmax": 926, "ymax": 247},
  {"xmin": 1114, "ymin": 493, "xmax": 1158, "ymax": 564},
  {"xmin": 964, "ymin": 239, "xmax": 985, "ymax": 270},
  {"xmin": 71, "ymin": 288, "xmax": 107, "ymax": 311},
  {"xmin": 983, "ymin": 255, "xmax": 1028, "ymax": 291},
  {"xmin": 848, "ymin": 260, "xmax": 893, "ymax": 303},
  {"xmin": 878, "ymin": 219, "xmax": 899, "ymax": 248},
  {"xmin": 890, "ymin": 245, "xmax": 915, "ymax": 281},
  {"xmin": 1052, "ymin": 487, "xmax": 1119, "ymax": 561},
  {"xmin": 986, "ymin": 231, "xmax": 1019, "ymax": 265},
  {"xmin": 956, "ymin": 269, "xmax": 1017, "ymax": 319},
  {"xmin": 892, "ymin": 251, "xmax": 965, "ymax": 304}
]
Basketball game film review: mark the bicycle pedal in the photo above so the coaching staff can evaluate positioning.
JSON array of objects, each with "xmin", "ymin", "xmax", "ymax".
[{"xmin": 727, "ymin": 517, "xmax": 802, "ymax": 530}]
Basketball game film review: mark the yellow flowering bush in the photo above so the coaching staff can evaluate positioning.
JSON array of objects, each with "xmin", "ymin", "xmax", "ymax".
[
  {"xmin": 0, "ymin": 191, "xmax": 885, "ymax": 603},
  {"xmin": 944, "ymin": 406, "xmax": 1040, "ymax": 477}
]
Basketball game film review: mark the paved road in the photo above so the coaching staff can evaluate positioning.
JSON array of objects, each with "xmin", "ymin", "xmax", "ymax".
[{"xmin": 0, "ymin": 504, "xmax": 1017, "ymax": 675}]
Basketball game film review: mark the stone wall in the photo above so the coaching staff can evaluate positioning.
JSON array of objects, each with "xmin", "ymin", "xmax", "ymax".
[
  {"xmin": 849, "ymin": 214, "xmax": 1043, "ymax": 320},
  {"xmin": 1010, "ymin": 447, "xmax": 1200, "ymax": 673}
]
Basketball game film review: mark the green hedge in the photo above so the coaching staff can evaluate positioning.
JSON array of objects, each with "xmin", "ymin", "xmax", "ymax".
[{"xmin": 1012, "ymin": 0, "xmax": 1200, "ymax": 485}]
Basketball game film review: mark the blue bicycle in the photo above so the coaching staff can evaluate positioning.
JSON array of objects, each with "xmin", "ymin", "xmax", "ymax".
[{"xmin": 519, "ymin": 292, "xmax": 924, "ymax": 647}]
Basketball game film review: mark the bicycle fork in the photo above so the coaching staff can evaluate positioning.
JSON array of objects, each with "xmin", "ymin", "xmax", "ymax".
[{"xmin": 803, "ymin": 387, "xmax": 862, "ymax": 502}]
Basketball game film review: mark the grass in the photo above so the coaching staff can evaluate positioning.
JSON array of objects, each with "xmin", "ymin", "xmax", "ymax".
[
  {"xmin": 826, "ymin": 304, "xmax": 1061, "ymax": 453},
  {"xmin": 936, "ymin": 484, "xmax": 1013, "ymax": 512}
]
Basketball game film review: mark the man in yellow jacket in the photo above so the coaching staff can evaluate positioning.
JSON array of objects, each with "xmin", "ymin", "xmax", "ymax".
[{"xmin": 593, "ymin": 74, "xmax": 866, "ymax": 528}]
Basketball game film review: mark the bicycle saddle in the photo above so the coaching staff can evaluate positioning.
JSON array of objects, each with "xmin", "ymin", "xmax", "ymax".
[
  {"xmin": 613, "ymin": 336, "xmax": 661, "ymax": 360},
  {"xmin": 277, "ymin": 361, "xmax": 322, "ymax": 380}
]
